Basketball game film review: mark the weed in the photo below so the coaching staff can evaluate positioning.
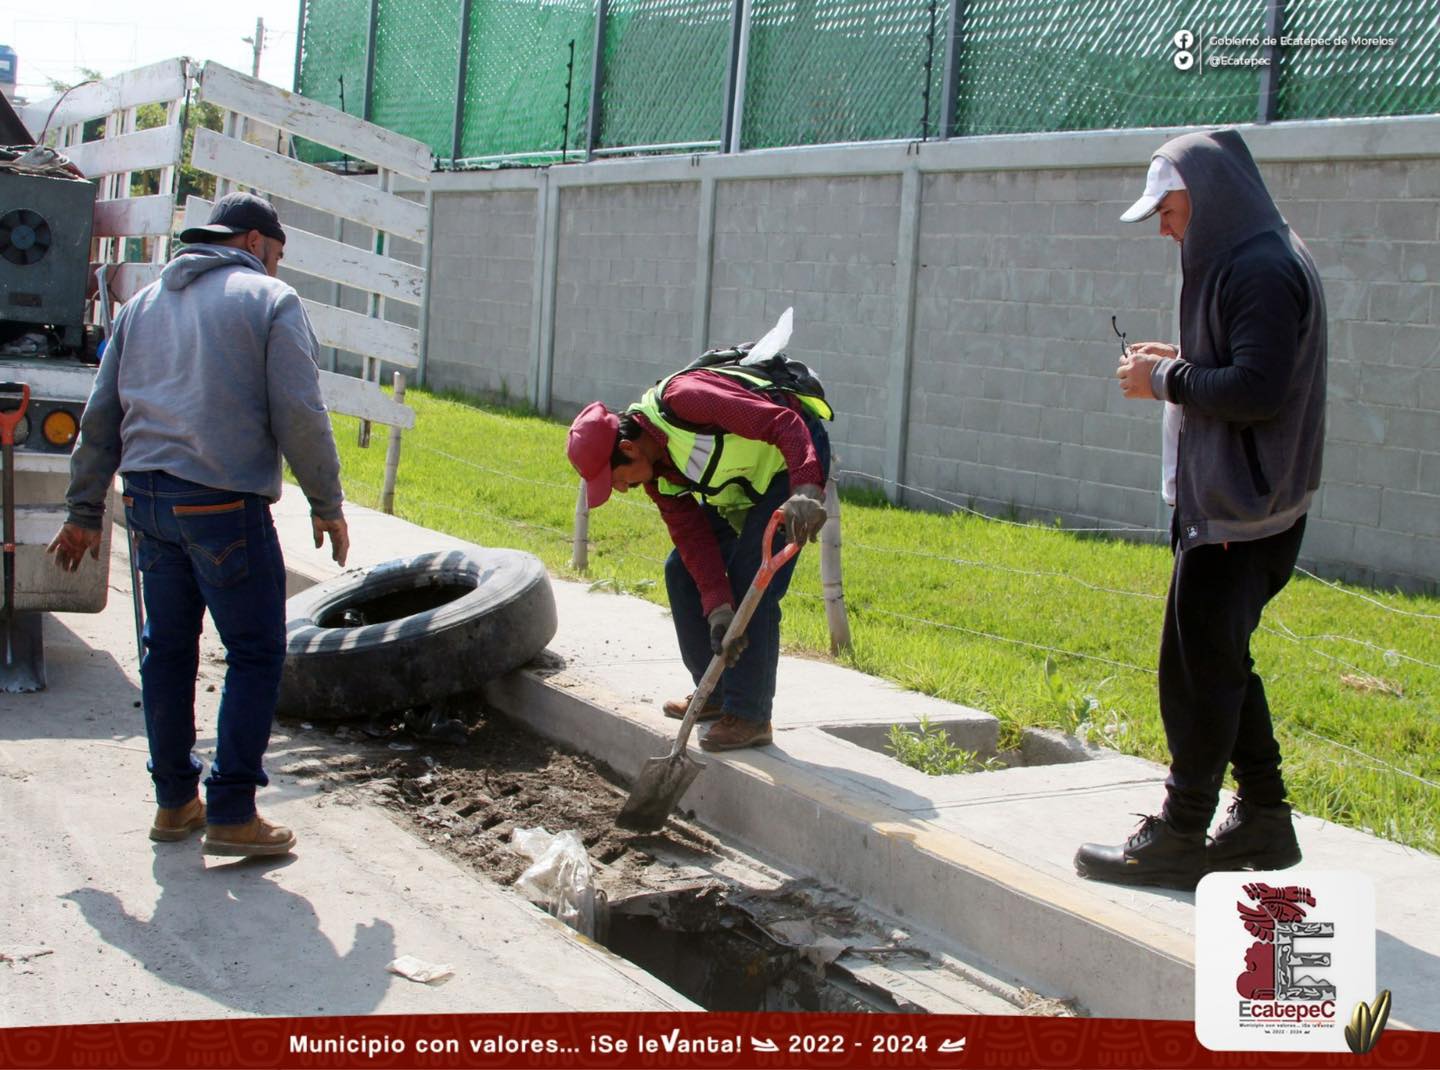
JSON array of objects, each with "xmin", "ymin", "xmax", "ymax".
[{"xmin": 886, "ymin": 716, "xmax": 1004, "ymax": 776}]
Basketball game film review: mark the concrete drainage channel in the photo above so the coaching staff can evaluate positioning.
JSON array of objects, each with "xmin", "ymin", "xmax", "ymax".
[{"xmin": 278, "ymin": 705, "xmax": 1038, "ymax": 1016}]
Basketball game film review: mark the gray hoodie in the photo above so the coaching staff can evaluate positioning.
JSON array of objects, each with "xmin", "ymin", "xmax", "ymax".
[
  {"xmin": 66, "ymin": 245, "xmax": 343, "ymax": 527},
  {"xmin": 1146, "ymin": 129, "xmax": 1327, "ymax": 549}
]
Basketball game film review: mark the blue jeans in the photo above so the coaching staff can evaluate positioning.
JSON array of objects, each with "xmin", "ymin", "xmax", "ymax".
[
  {"xmin": 664, "ymin": 418, "xmax": 831, "ymax": 724},
  {"xmin": 123, "ymin": 471, "xmax": 287, "ymax": 825}
]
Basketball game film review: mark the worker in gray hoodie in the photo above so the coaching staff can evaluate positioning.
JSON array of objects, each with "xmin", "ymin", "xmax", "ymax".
[
  {"xmin": 1075, "ymin": 129, "xmax": 1326, "ymax": 890},
  {"xmin": 49, "ymin": 193, "xmax": 348, "ymax": 858}
]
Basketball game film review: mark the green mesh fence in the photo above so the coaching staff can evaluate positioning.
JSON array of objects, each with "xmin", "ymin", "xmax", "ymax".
[
  {"xmin": 459, "ymin": 0, "xmax": 595, "ymax": 158},
  {"xmin": 954, "ymin": 0, "xmax": 1265, "ymax": 136},
  {"xmin": 742, "ymin": 0, "xmax": 948, "ymax": 149},
  {"xmin": 1274, "ymin": 0, "xmax": 1440, "ymax": 120},
  {"xmin": 371, "ymin": 0, "xmax": 460, "ymax": 155},
  {"xmin": 296, "ymin": 0, "xmax": 1440, "ymax": 164},
  {"xmin": 598, "ymin": 0, "xmax": 731, "ymax": 150},
  {"xmin": 294, "ymin": 0, "xmax": 371, "ymax": 162}
]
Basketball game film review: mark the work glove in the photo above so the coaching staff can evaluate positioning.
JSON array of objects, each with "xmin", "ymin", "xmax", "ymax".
[
  {"xmin": 707, "ymin": 604, "xmax": 749, "ymax": 666},
  {"xmin": 780, "ymin": 483, "xmax": 827, "ymax": 547}
]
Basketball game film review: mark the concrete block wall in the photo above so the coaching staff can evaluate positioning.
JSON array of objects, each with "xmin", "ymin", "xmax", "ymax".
[
  {"xmin": 710, "ymin": 176, "xmax": 900, "ymax": 477},
  {"xmin": 421, "ymin": 118, "xmax": 1439, "ymax": 592},
  {"xmin": 550, "ymin": 182, "xmax": 698, "ymax": 412},
  {"xmin": 427, "ymin": 189, "xmax": 535, "ymax": 401}
]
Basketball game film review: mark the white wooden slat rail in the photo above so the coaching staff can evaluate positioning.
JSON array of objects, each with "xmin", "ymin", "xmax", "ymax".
[
  {"xmin": 198, "ymin": 63, "xmax": 433, "ymax": 181},
  {"xmin": 93, "ymin": 195, "xmax": 175, "ymax": 239},
  {"xmin": 17, "ymin": 58, "xmax": 190, "ymax": 134},
  {"xmin": 184, "ymin": 196, "xmax": 424, "ymax": 305},
  {"xmin": 318, "ymin": 370, "xmax": 416, "ymax": 429},
  {"xmin": 64, "ymin": 124, "xmax": 185, "ymax": 179},
  {"xmin": 95, "ymin": 262, "xmax": 164, "ymax": 303},
  {"xmin": 191, "ymin": 128, "xmax": 428, "ymax": 243},
  {"xmin": 301, "ymin": 300, "xmax": 421, "ymax": 369}
]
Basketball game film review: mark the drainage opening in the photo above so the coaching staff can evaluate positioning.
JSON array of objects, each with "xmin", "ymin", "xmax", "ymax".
[
  {"xmin": 316, "ymin": 581, "xmax": 473, "ymax": 627},
  {"xmin": 600, "ymin": 887, "xmax": 912, "ymax": 1013},
  {"xmin": 824, "ymin": 722, "xmax": 1105, "ymax": 772}
]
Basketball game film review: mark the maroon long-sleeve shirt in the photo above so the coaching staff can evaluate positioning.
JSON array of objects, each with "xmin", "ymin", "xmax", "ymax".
[{"xmin": 636, "ymin": 370, "xmax": 824, "ymax": 617}]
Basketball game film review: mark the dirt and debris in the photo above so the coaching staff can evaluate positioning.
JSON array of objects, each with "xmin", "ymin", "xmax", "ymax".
[{"xmin": 278, "ymin": 701, "xmax": 729, "ymax": 899}]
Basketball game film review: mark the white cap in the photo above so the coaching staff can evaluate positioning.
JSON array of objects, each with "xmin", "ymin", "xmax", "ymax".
[{"xmin": 1120, "ymin": 155, "xmax": 1186, "ymax": 223}]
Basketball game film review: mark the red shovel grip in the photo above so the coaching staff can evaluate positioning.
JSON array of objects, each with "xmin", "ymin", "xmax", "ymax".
[{"xmin": 754, "ymin": 508, "xmax": 801, "ymax": 592}]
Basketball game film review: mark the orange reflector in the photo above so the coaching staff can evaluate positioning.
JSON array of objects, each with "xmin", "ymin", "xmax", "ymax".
[{"xmin": 42, "ymin": 409, "xmax": 79, "ymax": 447}]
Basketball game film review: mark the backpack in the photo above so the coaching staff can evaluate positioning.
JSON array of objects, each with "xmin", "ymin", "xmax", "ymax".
[{"xmin": 677, "ymin": 343, "xmax": 831, "ymax": 416}]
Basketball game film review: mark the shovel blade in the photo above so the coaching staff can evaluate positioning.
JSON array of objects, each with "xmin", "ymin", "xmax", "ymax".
[
  {"xmin": 616, "ymin": 751, "xmax": 704, "ymax": 833},
  {"xmin": 1, "ymin": 612, "xmax": 46, "ymax": 693}
]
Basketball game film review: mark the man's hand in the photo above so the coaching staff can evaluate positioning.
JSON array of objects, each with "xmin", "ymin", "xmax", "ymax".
[
  {"xmin": 47, "ymin": 523, "xmax": 102, "ymax": 573},
  {"xmin": 312, "ymin": 513, "xmax": 349, "ymax": 567},
  {"xmin": 780, "ymin": 483, "xmax": 827, "ymax": 546},
  {"xmin": 1117, "ymin": 351, "xmax": 1163, "ymax": 401},
  {"xmin": 707, "ymin": 604, "xmax": 749, "ymax": 666}
]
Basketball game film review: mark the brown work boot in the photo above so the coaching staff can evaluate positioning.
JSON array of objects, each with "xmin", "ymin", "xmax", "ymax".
[
  {"xmin": 663, "ymin": 692, "xmax": 725, "ymax": 721},
  {"xmin": 149, "ymin": 798, "xmax": 206, "ymax": 842},
  {"xmin": 203, "ymin": 815, "xmax": 297, "ymax": 857},
  {"xmin": 699, "ymin": 715, "xmax": 773, "ymax": 751}
]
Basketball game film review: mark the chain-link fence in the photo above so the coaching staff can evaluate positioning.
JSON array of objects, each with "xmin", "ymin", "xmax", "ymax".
[{"xmin": 295, "ymin": 0, "xmax": 1440, "ymax": 164}]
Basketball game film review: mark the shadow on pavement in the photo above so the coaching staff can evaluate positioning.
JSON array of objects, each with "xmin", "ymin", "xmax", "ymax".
[{"xmin": 62, "ymin": 849, "xmax": 397, "ymax": 1018}]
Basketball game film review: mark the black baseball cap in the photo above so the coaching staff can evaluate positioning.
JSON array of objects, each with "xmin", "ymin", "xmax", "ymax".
[{"xmin": 179, "ymin": 192, "xmax": 286, "ymax": 245}]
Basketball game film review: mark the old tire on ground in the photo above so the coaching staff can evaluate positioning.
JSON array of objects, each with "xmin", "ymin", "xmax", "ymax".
[{"xmin": 277, "ymin": 549, "xmax": 557, "ymax": 722}]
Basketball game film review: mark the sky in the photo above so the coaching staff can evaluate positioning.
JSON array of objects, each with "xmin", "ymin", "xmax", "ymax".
[{"xmin": 5, "ymin": 0, "xmax": 303, "ymax": 102}]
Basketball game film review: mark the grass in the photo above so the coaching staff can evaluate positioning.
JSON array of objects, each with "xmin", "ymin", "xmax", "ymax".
[{"xmin": 325, "ymin": 387, "xmax": 1440, "ymax": 854}]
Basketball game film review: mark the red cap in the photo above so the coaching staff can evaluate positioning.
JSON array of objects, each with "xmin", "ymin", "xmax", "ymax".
[{"xmin": 567, "ymin": 401, "xmax": 620, "ymax": 508}]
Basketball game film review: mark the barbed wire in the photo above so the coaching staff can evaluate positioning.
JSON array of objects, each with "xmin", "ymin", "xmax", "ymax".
[
  {"xmin": 847, "ymin": 539, "xmax": 1165, "ymax": 601},
  {"xmin": 408, "ymin": 441, "xmax": 654, "ymax": 511},
  {"xmin": 1264, "ymin": 621, "xmax": 1440, "ymax": 674},
  {"xmin": 348, "ymin": 461, "xmax": 1437, "ymax": 679},
  {"xmin": 832, "ymin": 601, "xmax": 1158, "ymax": 676},
  {"xmin": 1284, "ymin": 723, "xmax": 1440, "ymax": 793},
  {"xmin": 835, "ymin": 469, "xmax": 1167, "ymax": 535},
  {"xmin": 1293, "ymin": 566, "xmax": 1440, "ymax": 621}
]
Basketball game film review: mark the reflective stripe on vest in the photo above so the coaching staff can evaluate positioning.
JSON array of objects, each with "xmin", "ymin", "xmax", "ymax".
[{"xmin": 630, "ymin": 381, "xmax": 786, "ymax": 512}]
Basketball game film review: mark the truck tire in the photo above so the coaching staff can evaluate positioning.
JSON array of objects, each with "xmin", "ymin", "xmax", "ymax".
[{"xmin": 277, "ymin": 548, "xmax": 557, "ymax": 722}]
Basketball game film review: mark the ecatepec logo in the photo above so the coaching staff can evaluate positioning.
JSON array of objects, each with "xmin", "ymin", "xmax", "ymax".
[{"xmin": 1196, "ymin": 872, "xmax": 1376, "ymax": 1052}]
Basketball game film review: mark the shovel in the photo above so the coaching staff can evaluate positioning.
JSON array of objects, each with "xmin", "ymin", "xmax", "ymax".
[
  {"xmin": 2, "ymin": 382, "xmax": 45, "ymax": 693},
  {"xmin": 617, "ymin": 508, "xmax": 801, "ymax": 832}
]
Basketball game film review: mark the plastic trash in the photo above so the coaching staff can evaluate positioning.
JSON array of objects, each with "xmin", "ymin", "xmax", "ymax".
[
  {"xmin": 386, "ymin": 955, "xmax": 454, "ymax": 984},
  {"xmin": 510, "ymin": 826, "xmax": 598, "ymax": 938}
]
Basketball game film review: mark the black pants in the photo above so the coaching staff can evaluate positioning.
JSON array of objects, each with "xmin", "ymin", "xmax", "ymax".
[{"xmin": 1159, "ymin": 515, "xmax": 1306, "ymax": 832}]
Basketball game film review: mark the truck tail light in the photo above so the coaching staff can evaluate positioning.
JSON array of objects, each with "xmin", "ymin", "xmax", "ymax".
[{"xmin": 42, "ymin": 409, "xmax": 79, "ymax": 447}]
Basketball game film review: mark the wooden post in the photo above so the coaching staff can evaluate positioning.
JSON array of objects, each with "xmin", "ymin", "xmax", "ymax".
[
  {"xmin": 359, "ymin": 166, "xmax": 392, "ymax": 447},
  {"xmin": 380, "ymin": 371, "xmax": 406, "ymax": 514},
  {"xmin": 572, "ymin": 480, "xmax": 590, "ymax": 572},
  {"xmin": 820, "ymin": 476, "xmax": 851, "ymax": 654}
]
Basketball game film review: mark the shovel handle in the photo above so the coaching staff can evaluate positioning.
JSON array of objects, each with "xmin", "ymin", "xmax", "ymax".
[
  {"xmin": 0, "ymin": 383, "xmax": 30, "ymax": 445},
  {"xmin": 670, "ymin": 509, "xmax": 801, "ymax": 756}
]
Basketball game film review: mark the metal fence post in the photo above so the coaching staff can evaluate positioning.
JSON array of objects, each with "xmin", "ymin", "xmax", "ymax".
[
  {"xmin": 721, "ymin": 0, "xmax": 748, "ymax": 153},
  {"xmin": 1258, "ymin": 0, "xmax": 1286, "ymax": 123},
  {"xmin": 938, "ymin": 0, "xmax": 965, "ymax": 139},
  {"xmin": 451, "ymin": 0, "xmax": 474, "ymax": 162},
  {"xmin": 586, "ymin": 0, "xmax": 609, "ymax": 160},
  {"xmin": 362, "ymin": 0, "xmax": 380, "ymax": 121},
  {"xmin": 293, "ymin": 0, "xmax": 307, "ymax": 93}
]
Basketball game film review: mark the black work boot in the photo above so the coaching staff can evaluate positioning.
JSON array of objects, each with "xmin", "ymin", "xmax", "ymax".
[
  {"xmin": 1074, "ymin": 814, "xmax": 1207, "ymax": 890},
  {"xmin": 1207, "ymin": 798, "xmax": 1302, "ymax": 872}
]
